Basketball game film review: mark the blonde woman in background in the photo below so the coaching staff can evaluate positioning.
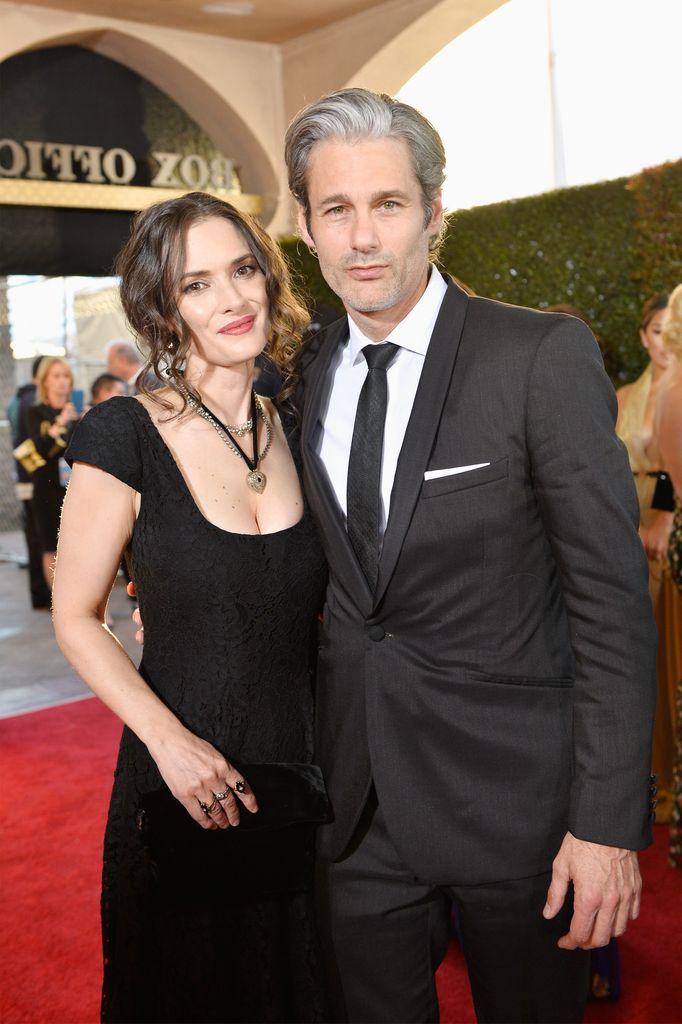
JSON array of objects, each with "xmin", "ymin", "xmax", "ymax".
[
  {"xmin": 655, "ymin": 282, "xmax": 682, "ymax": 866},
  {"xmin": 616, "ymin": 295, "xmax": 682, "ymax": 824},
  {"xmin": 26, "ymin": 357, "xmax": 80, "ymax": 590}
]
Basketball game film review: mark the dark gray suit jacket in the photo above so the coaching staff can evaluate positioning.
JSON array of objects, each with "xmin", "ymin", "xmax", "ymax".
[{"xmin": 300, "ymin": 277, "xmax": 656, "ymax": 885}]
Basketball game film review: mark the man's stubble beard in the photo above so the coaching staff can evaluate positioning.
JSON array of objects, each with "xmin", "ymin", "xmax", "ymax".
[{"xmin": 319, "ymin": 250, "xmax": 427, "ymax": 317}]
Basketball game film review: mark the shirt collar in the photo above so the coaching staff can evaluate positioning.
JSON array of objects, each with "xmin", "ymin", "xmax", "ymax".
[{"xmin": 345, "ymin": 265, "xmax": 447, "ymax": 365}]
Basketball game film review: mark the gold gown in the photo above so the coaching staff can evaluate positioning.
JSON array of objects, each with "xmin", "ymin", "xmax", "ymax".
[{"xmin": 618, "ymin": 365, "xmax": 682, "ymax": 823}]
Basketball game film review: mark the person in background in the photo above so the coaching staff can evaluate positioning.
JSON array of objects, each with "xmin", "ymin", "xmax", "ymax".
[
  {"xmin": 26, "ymin": 357, "xmax": 80, "ymax": 590},
  {"xmin": 104, "ymin": 337, "xmax": 142, "ymax": 391},
  {"xmin": 654, "ymin": 282, "xmax": 682, "ymax": 868},
  {"xmin": 8, "ymin": 355, "xmax": 51, "ymax": 609},
  {"xmin": 617, "ymin": 294, "xmax": 682, "ymax": 825},
  {"xmin": 91, "ymin": 372, "xmax": 125, "ymax": 405}
]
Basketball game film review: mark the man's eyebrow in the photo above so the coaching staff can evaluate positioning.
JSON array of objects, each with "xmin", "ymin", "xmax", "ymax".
[
  {"xmin": 317, "ymin": 193, "xmax": 351, "ymax": 208},
  {"xmin": 179, "ymin": 253, "xmax": 253, "ymax": 280},
  {"xmin": 316, "ymin": 190, "xmax": 412, "ymax": 208}
]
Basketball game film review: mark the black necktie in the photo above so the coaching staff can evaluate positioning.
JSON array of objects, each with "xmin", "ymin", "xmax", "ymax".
[{"xmin": 346, "ymin": 342, "xmax": 400, "ymax": 590}]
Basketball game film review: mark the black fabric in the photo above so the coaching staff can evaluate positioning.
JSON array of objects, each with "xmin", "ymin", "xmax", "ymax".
[
  {"xmin": 21, "ymin": 500, "xmax": 50, "ymax": 607},
  {"xmin": 316, "ymin": 797, "xmax": 590, "ymax": 1024},
  {"xmin": 346, "ymin": 342, "xmax": 399, "ymax": 590},
  {"xmin": 137, "ymin": 764, "xmax": 331, "ymax": 897},
  {"xmin": 648, "ymin": 470, "xmax": 675, "ymax": 512},
  {"xmin": 301, "ymin": 280, "xmax": 656, "ymax": 881},
  {"xmin": 66, "ymin": 396, "xmax": 329, "ymax": 1023}
]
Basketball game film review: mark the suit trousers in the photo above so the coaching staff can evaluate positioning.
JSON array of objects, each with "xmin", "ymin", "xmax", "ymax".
[{"xmin": 315, "ymin": 793, "xmax": 590, "ymax": 1023}]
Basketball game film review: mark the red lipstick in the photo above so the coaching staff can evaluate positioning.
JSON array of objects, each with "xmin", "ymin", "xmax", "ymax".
[{"xmin": 220, "ymin": 315, "xmax": 256, "ymax": 336}]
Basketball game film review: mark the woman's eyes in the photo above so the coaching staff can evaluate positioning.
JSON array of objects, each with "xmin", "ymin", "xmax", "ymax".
[
  {"xmin": 183, "ymin": 280, "xmax": 206, "ymax": 294},
  {"xmin": 182, "ymin": 264, "xmax": 259, "ymax": 294}
]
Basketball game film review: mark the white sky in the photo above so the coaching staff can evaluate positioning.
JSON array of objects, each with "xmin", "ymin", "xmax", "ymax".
[
  {"xmin": 9, "ymin": 0, "xmax": 682, "ymax": 358},
  {"xmin": 398, "ymin": 0, "xmax": 682, "ymax": 211}
]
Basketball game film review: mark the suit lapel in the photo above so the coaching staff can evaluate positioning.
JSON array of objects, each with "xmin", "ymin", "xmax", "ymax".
[
  {"xmin": 375, "ymin": 280, "xmax": 469, "ymax": 607},
  {"xmin": 301, "ymin": 320, "xmax": 375, "ymax": 611}
]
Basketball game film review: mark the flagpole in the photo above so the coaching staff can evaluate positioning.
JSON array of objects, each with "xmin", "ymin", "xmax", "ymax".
[{"xmin": 547, "ymin": 0, "xmax": 566, "ymax": 188}]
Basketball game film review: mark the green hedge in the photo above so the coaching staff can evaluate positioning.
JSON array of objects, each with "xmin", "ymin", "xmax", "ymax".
[{"xmin": 279, "ymin": 159, "xmax": 682, "ymax": 385}]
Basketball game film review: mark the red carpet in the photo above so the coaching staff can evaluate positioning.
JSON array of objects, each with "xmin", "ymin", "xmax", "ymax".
[{"xmin": 1, "ymin": 698, "xmax": 681, "ymax": 1023}]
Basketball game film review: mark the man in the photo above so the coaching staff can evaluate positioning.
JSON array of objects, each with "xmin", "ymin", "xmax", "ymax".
[
  {"xmin": 90, "ymin": 372, "xmax": 125, "ymax": 405},
  {"xmin": 104, "ymin": 337, "xmax": 142, "ymax": 391},
  {"xmin": 284, "ymin": 88, "xmax": 657, "ymax": 1023}
]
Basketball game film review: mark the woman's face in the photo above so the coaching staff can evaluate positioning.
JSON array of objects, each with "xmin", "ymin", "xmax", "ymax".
[
  {"xmin": 44, "ymin": 361, "xmax": 72, "ymax": 406},
  {"xmin": 640, "ymin": 308, "xmax": 671, "ymax": 372},
  {"xmin": 176, "ymin": 217, "xmax": 270, "ymax": 372}
]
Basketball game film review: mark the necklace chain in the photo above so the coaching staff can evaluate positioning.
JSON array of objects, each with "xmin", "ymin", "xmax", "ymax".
[
  {"xmin": 190, "ymin": 395, "xmax": 272, "ymax": 464},
  {"xmin": 220, "ymin": 416, "xmax": 252, "ymax": 437},
  {"xmin": 183, "ymin": 389, "xmax": 273, "ymax": 494}
]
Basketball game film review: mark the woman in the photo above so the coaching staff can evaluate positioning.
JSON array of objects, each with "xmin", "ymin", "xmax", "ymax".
[
  {"xmin": 616, "ymin": 295, "xmax": 682, "ymax": 825},
  {"xmin": 26, "ymin": 357, "xmax": 80, "ymax": 589},
  {"xmin": 655, "ymin": 282, "xmax": 682, "ymax": 868},
  {"xmin": 52, "ymin": 193, "xmax": 328, "ymax": 1022}
]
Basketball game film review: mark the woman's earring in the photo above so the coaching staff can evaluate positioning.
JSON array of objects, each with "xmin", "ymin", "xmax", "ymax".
[{"xmin": 310, "ymin": 245, "xmax": 318, "ymax": 258}]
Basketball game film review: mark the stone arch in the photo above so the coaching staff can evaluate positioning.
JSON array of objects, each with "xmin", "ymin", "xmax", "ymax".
[
  {"xmin": 3, "ymin": 27, "xmax": 279, "ymax": 222},
  {"xmin": 346, "ymin": 0, "xmax": 507, "ymax": 95}
]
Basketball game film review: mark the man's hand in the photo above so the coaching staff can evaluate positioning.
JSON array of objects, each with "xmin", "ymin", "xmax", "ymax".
[
  {"xmin": 126, "ymin": 581, "xmax": 144, "ymax": 644},
  {"xmin": 543, "ymin": 832, "xmax": 641, "ymax": 949}
]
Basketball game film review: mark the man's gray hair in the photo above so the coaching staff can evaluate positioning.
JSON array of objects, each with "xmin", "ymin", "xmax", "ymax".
[
  {"xmin": 105, "ymin": 337, "xmax": 141, "ymax": 365},
  {"xmin": 284, "ymin": 88, "xmax": 446, "ymax": 252}
]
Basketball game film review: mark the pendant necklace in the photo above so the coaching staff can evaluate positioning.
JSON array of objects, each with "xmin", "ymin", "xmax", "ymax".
[{"xmin": 190, "ymin": 389, "xmax": 272, "ymax": 494}]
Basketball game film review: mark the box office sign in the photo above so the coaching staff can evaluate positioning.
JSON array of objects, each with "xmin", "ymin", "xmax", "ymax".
[{"xmin": 0, "ymin": 138, "xmax": 238, "ymax": 190}]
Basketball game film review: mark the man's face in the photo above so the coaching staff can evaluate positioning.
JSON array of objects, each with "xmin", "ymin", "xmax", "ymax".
[{"xmin": 298, "ymin": 136, "xmax": 442, "ymax": 335}]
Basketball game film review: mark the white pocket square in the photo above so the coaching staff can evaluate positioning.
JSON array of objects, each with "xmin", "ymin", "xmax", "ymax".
[{"xmin": 424, "ymin": 462, "xmax": 490, "ymax": 481}]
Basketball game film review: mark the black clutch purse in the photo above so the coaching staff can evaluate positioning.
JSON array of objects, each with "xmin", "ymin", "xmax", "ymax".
[
  {"xmin": 649, "ymin": 471, "xmax": 675, "ymax": 512},
  {"xmin": 136, "ymin": 763, "xmax": 331, "ymax": 901}
]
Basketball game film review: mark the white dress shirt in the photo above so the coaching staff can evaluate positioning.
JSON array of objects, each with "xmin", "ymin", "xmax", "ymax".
[{"xmin": 317, "ymin": 266, "xmax": 447, "ymax": 534}]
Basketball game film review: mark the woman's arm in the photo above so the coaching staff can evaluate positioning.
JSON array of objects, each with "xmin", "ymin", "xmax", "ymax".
[
  {"xmin": 52, "ymin": 463, "xmax": 257, "ymax": 827},
  {"xmin": 639, "ymin": 510, "xmax": 674, "ymax": 561}
]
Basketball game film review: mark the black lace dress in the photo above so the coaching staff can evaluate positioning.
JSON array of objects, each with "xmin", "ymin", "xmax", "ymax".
[{"xmin": 66, "ymin": 396, "xmax": 329, "ymax": 1024}]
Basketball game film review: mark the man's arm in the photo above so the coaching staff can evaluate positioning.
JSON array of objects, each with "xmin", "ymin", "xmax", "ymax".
[{"xmin": 525, "ymin": 316, "xmax": 657, "ymax": 948}]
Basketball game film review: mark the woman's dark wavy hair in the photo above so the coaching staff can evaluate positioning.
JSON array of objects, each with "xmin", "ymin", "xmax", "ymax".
[{"xmin": 115, "ymin": 191, "xmax": 309, "ymax": 414}]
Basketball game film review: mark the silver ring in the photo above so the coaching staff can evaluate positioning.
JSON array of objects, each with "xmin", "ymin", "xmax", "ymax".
[
  {"xmin": 234, "ymin": 779, "xmax": 246, "ymax": 794},
  {"xmin": 214, "ymin": 788, "xmax": 231, "ymax": 801},
  {"xmin": 198, "ymin": 800, "xmax": 210, "ymax": 815}
]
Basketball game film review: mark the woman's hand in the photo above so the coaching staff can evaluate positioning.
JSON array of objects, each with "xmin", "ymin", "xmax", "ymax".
[
  {"xmin": 148, "ymin": 727, "xmax": 259, "ymax": 830},
  {"xmin": 126, "ymin": 581, "xmax": 145, "ymax": 644},
  {"xmin": 59, "ymin": 401, "xmax": 80, "ymax": 424},
  {"xmin": 639, "ymin": 511, "xmax": 674, "ymax": 561},
  {"xmin": 48, "ymin": 402, "xmax": 80, "ymax": 438}
]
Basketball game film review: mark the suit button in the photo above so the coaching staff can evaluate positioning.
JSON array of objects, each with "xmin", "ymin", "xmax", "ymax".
[{"xmin": 367, "ymin": 625, "xmax": 386, "ymax": 642}]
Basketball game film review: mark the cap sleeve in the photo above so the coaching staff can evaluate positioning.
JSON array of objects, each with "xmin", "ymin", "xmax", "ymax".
[{"xmin": 65, "ymin": 397, "xmax": 143, "ymax": 492}]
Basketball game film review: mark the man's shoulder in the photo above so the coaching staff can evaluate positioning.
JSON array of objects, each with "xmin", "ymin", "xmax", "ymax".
[
  {"xmin": 466, "ymin": 292, "xmax": 578, "ymax": 331},
  {"xmin": 461, "ymin": 291, "xmax": 598, "ymax": 360},
  {"xmin": 298, "ymin": 315, "xmax": 348, "ymax": 378}
]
